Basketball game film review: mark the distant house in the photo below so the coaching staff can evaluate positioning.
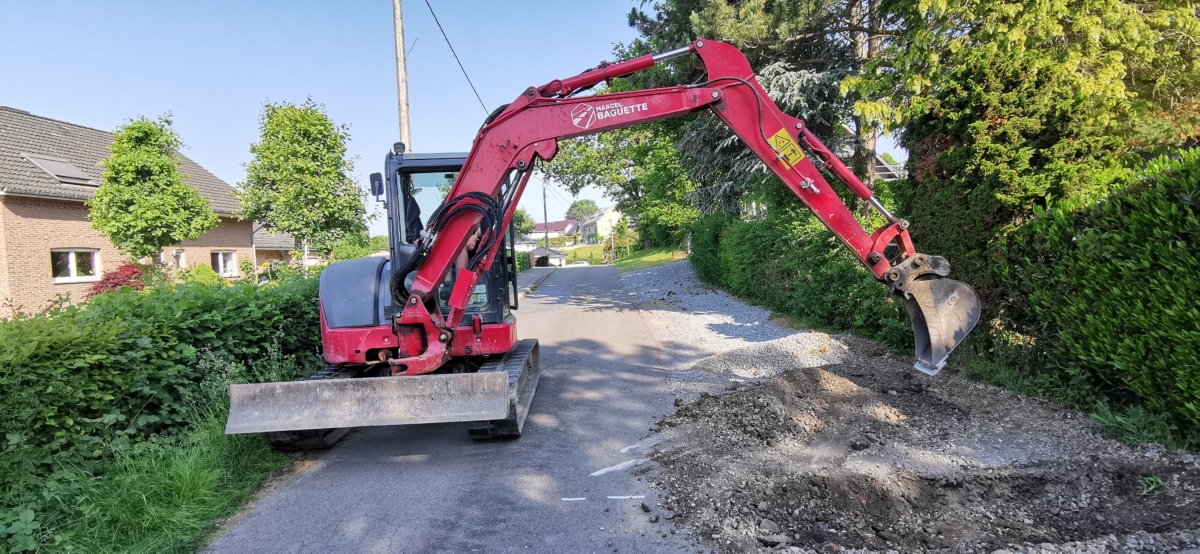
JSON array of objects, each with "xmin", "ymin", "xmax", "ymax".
[
  {"xmin": 513, "ymin": 234, "xmax": 539, "ymax": 253},
  {"xmin": 532, "ymin": 219, "xmax": 578, "ymax": 239},
  {"xmin": 252, "ymin": 226, "xmax": 295, "ymax": 268},
  {"xmin": 528, "ymin": 246, "xmax": 566, "ymax": 267},
  {"xmin": 580, "ymin": 206, "xmax": 624, "ymax": 244},
  {"xmin": 874, "ymin": 156, "xmax": 905, "ymax": 181},
  {"xmin": 0, "ymin": 106, "xmax": 253, "ymax": 310},
  {"xmin": 252, "ymin": 227, "xmax": 321, "ymax": 268}
]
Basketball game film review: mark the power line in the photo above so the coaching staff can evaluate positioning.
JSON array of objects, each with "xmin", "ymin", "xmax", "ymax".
[{"xmin": 424, "ymin": 0, "xmax": 488, "ymax": 115}]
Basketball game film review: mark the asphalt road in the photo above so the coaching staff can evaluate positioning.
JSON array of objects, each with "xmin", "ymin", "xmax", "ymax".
[{"xmin": 207, "ymin": 266, "xmax": 697, "ymax": 554}]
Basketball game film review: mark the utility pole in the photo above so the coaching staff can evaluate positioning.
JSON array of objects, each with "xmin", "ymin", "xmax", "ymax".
[
  {"xmin": 542, "ymin": 180, "xmax": 550, "ymax": 250},
  {"xmin": 392, "ymin": 0, "xmax": 412, "ymax": 151}
]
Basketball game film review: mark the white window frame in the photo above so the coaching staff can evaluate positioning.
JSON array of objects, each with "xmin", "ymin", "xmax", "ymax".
[
  {"xmin": 211, "ymin": 250, "xmax": 237, "ymax": 277},
  {"xmin": 51, "ymin": 249, "xmax": 101, "ymax": 284},
  {"xmin": 159, "ymin": 249, "xmax": 186, "ymax": 270}
]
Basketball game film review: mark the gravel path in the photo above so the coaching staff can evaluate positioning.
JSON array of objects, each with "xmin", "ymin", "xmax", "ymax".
[{"xmin": 619, "ymin": 260, "xmax": 847, "ymax": 386}]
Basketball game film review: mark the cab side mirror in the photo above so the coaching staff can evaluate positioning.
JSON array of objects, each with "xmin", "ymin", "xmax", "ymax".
[{"xmin": 369, "ymin": 173, "xmax": 384, "ymax": 197}]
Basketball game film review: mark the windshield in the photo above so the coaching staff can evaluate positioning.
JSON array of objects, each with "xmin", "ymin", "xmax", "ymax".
[{"xmin": 402, "ymin": 170, "xmax": 459, "ymax": 226}]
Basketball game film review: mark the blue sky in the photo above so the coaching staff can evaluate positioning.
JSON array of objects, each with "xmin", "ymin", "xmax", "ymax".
[{"xmin": 0, "ymin": 1, "xmax": 902, "ymax": 236}]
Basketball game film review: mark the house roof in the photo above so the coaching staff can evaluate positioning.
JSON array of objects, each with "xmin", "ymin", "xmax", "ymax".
[
  {"xmin": 582, "ymin": 205, "xmax": 617, "ymax": 225},
  {"xmin": 0, "ymin": 106, "xmax": 240, "ymax": 215},
  {"xmin": 529, "ymin": 247, "xmax": 565, "ymax": 257},
  {"xmin": 253, "ymin": 226, "xmax": 297, "ymax": 250},
  {"xmin": 533, "ymin": 219, "xmax": 577, "ymax": 234}
]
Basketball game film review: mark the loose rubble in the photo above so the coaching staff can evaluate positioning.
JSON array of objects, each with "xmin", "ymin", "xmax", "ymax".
[{"xmin": 620, "ymin": 262, "xmax": 1200, "ymax": 553}]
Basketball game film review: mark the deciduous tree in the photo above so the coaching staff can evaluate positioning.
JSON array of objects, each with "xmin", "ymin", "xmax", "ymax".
[
  {"xmin": 88, "ymin": 116, "xmax": 218, "ymax": 260},
  {"xmin": 239, "ymin": 99, "xmax": 366, "ymax": 255},
  {"xmin": 565, "ymin": 199, "xmax": 599, "ymax": 221},
  {"xmin": 510, "ymin": 207, "xmax": 536, "ymax": 236}
]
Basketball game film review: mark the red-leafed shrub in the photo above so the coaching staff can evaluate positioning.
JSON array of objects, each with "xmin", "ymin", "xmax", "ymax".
[{"xmin": 87, "ymin": 262, "xmax": 148, "ymax": 298}]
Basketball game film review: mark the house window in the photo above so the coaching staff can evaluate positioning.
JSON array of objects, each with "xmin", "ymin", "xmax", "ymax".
[
  {"xmin": 210, "ymin": 251, "xmax": 236, "ymax": 277},
  {"xmin": 160, "ymin": 249, "xmax": 185, "ymax": 270},
  {"xmin": 51, "ymin": 249, "xmax": 99, "ymax": 283}
]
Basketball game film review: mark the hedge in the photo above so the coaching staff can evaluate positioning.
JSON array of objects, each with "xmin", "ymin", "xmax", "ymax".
[
  {"xmin": 997, "ymin": 149, "xmax": 1200, "ymax": 429},
  {"xmin": 0, "ymin": 275, "xmax": 322, "ymax": 505},
  {"xmin": 689, "ymin": 211, "xmax": 911, "ymax": 349}
]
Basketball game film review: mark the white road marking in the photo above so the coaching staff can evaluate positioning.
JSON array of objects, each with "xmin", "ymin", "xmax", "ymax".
[
  {"xmin": 561, "ymin": 497, "xmax": 587, "ymax": 501},
  {"xmin": 590, "ymin": 458, "xmax": 647, "ymax": 476},
  {"xmin": 606, "ymin": 495, "xmax": 646, "ymax": 500}
]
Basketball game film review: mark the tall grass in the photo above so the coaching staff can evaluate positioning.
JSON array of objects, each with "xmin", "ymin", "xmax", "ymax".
[{"xmin": 42, "ymin": 407, "xmax": 288, "ymax": 554}]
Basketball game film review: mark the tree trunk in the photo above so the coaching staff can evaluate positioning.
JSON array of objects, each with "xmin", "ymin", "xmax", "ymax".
[{"xmin": 849, "ymin": 0, "xmax": 880, "ymax": 185}]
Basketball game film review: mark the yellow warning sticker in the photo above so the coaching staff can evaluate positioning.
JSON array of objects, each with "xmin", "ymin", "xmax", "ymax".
[{"xmin": 769, "ymin": 128, "xmax": 806, "ymax": 168}]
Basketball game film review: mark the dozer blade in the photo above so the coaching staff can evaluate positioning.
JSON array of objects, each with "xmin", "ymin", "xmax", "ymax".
[
  {"xmin": 225, "ymin": 372, "xmax": 510, "ymax": 434},
  {"xmin": 902, "ymin": 276, "xmax": 981, "ymax": 376}
]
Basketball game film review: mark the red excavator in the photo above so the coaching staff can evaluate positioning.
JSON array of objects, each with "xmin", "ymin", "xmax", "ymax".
[{"xmin": 225, "ymin": 40, "xmax": 981, "ymax": 448}]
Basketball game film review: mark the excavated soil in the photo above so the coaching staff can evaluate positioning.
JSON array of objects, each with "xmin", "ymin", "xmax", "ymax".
[{"xmin": 641, "ymin": 336, "xmax": 1200, "ymax": 553}]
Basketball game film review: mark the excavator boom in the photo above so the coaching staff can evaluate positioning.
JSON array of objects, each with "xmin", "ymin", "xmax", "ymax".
[
  {"xmin": 227, "ymin": 39, "xmax": 980, "ymax": 439},
  {"xmin": 397, "ymin": 39, "xmax": 979, "ymax": 376}
]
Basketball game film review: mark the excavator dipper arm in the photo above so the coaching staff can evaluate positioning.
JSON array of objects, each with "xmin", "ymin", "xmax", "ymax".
[{"xmin": 394, "ymin": 39, "xmax": 980, "ymax": 377}]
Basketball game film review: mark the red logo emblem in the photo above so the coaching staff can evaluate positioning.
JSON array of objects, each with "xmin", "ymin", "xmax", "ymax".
[{"xmin": 571, "ymin": 104, "xmax": 596, "ymax": 129}]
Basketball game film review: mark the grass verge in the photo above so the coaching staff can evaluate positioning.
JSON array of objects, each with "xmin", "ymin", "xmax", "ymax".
[
  {"xmin": 614, "ymin": 247, "xmax": 687, "ymax": 273},
  {"xmin": 29, "ymin": 408, "xmax": 289, "ymax": 553},
  {"xmin": 960, "ymin": 357, "xmax": 1194, "ymax": 451},
  {"xmin": 565, "ymin": 245, "xmax": 605, "ymax": 264}
]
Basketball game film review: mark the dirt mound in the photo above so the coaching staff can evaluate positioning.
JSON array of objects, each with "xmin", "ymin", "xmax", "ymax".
[{"xmin": 644, "ymin": 336, "xmax": 1200, "ymax": 553}]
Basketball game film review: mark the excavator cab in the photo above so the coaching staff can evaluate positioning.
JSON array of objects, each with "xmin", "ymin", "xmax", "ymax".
[{"xmin": 225, "ymin": 150, "xmax": 540, "ymax": 448}]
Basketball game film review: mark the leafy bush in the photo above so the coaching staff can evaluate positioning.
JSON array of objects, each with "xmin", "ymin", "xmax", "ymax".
[
  {"xmin": 184, "ymin": 263, "xmax": 224, "ymax": 285},
  {"xmin": 0, "ymin": 276, "xmax": 321, "ymax": 511},
  {"xmin": 690, "ymin": 211, "xmax": 910, "ymax": 349},
  {"xmin": 997, "ymin": 149, "xmax": 1200, "ymax": 430},
  {"xmin": 87, "ymin": 262, "xmax": 148, "ymax": 298},
  {"xmin": 515, "ymin": 251, "xmax": 531, "ymax": 273},
  {"xmin": 688, "ymin": 215, "xmax": 725, "ymax": 284}
]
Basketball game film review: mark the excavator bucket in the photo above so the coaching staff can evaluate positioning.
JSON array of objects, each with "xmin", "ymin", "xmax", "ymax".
[
  {"xmin": 225, "ymin": 372, "xmax": 510, "ymax": 434},
  {"xmin": 901, "ymin": 275, "xmax": 981, "ymax": 375}
]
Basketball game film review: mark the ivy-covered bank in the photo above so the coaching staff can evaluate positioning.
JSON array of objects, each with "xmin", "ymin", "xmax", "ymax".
[{"xmin": 1, "ymin": 274, "xmax": 322, "ymax": 552}]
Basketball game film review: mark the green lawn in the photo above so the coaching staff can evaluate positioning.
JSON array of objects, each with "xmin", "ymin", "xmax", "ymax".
[
  {"xmin": 562, "ymin": 245, "xmax": 687, "ymax": 272},
  {"xmin": 565, "ymin": 245, "xmax": 605, "ymax": 264},
  {"xmin": 614, "ymin": 247, "xmax": 687, "ymax": 273}
]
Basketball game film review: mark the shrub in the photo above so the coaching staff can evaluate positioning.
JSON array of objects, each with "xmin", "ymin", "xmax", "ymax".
[
  {"xmin": 535, "ymin": 255, "xmax": 549, "ymax": 267},
  {"xmin": 688, "ymin": 215, "xmax": 725, "ymax": 285},
  {"xmin": 898, "ymin": 47, "xmax": 1135, "ymax": 307},
  {"xmin": 184, "ymin": 263, "xmax": 224, "ymax": 285},
  {"xmin": 87, "ymin": 262, "xmax": 148, "ymax": 298},
  {"xmin": 690, "ymin": 211, "xmax": 910, "ymax": 349},
  {"xmin": 997, "ymin": 149, "xmax": 1200, "ymax": 430},
  {"xmin": 0, "ymin": 276, "xmax": 322, "ymax": 507},
  {"xmin": 515, "ymin": 251, "xmax": 531, "ymax": 273}
]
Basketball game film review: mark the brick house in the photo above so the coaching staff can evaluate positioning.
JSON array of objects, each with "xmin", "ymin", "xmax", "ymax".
[
  {"xmin": 253, "ymin": 226, "xmax": 296, "ymax": 268},
  {"xmin": 0, "ymin": 106, "xmax": 253, "ymax": 311}
]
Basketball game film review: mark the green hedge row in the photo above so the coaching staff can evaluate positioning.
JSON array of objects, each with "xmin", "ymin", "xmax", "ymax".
[
  {"xmin": 0, "ymin": 276, "xmax": 322, "ymax": 502},
  {"xmin": 997, "ymin": 149, "xmax": 1200, "ymax": 429},
  {"xmin": 690, "ymin": 211, "xmax": 912, "ymax": 349}
]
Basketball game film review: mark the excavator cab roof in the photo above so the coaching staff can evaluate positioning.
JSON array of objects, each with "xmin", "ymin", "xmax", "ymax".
[{"xmin": 391, "ymin": 151, "xmax": 469, "ymax": 173}]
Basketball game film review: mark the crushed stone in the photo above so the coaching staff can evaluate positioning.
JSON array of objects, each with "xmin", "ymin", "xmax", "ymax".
[{"xmin": 619, "ymin": 261, "xmax": 1199, "ymax": 553}]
